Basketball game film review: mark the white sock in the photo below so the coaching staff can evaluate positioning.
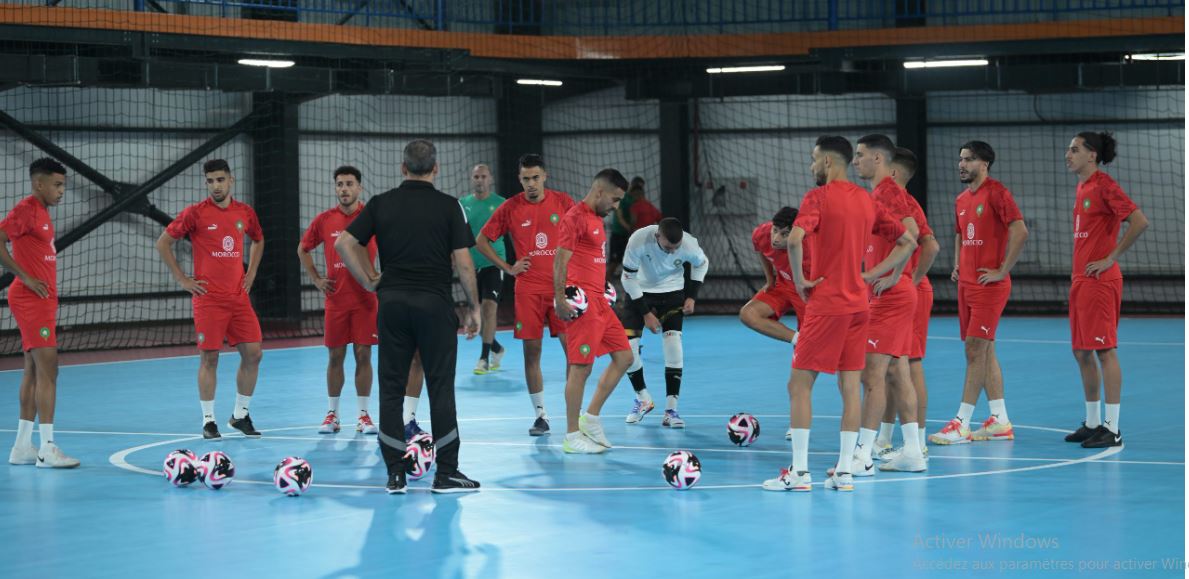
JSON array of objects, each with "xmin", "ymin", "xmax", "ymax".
[
  {"xmin": 665, "ymin": 395, "xmax": 678, "ymax": 412},
  {"xmin": 956, "ymin": 402, "xmax": 975, "ymax": 427},
  {"xmin": 327, "ymin": 396, "xmax": 340, "ymax": 415},
  {"xmin": 1104, "ymin": 403, "xmax": 1120, "ymax": 434},
  {"xmin": 530, "ymin": 391, "xmax": 547, "ymax": 418},
  {"xmin": 201, "ymin": 400, "xmax": 215, "ymax": 425},
  {"xmin": 918, "ymin": 425, "xmax": 927, "ymax": 452},
  {"xmin": 875, "ymin": 422, "xmax": 894, "ymax": 446},
  {"xmin": 791, "ymin": 428, "xmax": 810, "ymax": 473},
  {"xmin": 357, "ymin": 396, "xmax": 369, "ymax": 415},
  {"xmin": 988, "ymin": 399, "xmax": 1008, "ymax": 423},
  {"xmin": 38, "ymin": 423, "xmax": 53, "ymax": 447},
  {"xmin": 856, "ymin": 428, "xmax": 877, "ymax": 462},
  {"xmin": 637, "ymin": 388, "xmax": 653, "ymax": 404},
  {"xmin": 233, "ymin": 394, "xmax": 251, "ymax": 419},
  {"xmin": 403, "ymin": 396, "xmax": 418, "ymax": 424},
  {"xmin": 16, "ymin": 419, "xmax": 34, "ymax": 447},
  {"xmin": 838, "ymin": 431, "xmax": 858, "ymax": 475},
  {"xmin": 1085, "ymin": 401, "xmax": 1101, "ymax": 428},
  {"xmin": 901, "ymin": 424, "xmax": 923, "ymax": 459}
]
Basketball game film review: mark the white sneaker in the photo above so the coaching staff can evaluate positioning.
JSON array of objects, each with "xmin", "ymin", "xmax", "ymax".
[
  {"xmin": 562, "ymin": 431, "xmax": 606, "ymax": 454},
  {"xmin": 473, "ymin": 359, "xmax": 490, "ymax": 375},
  {"xmin": 9, "ymin": 443, "xmax": 37, "ymax": 465},
  {"xmin": 827, "ymin": 456, "xmax": 874, "ymax": 478},
  {"xmin": 824, "ymin": 472, "xmax": 854, "ymax": 491},
  {"xmin": 872, "ymin": 440, "xmax": 893, "ymax": 459},
  {"xmin": 489, "ymin": 348, "xmax": 505, "ymax": 371},
  {"xmin": 875, "ymin": 444, "xmax": 899, "ymax": 462},
  {"xmin": 579, "ymin": 413, "xmax": 612, "ymax": 448},
  {"xmin": 36, "ymin": 443, "xmax": 80, "ymax": 469},
  {"xmin": 879, "ymin": 452, "xmax": 928, "ymax": 472},
  {"xmin": 661, "ymin": 409, "xmax": 685, "ymax": 428},
  {"xmin": 356, "ymin": 412, "xmax": 378, "ymax": 434},
  {"xmin": 762, "ymin": 468, "xmax": 812, "ymax": 492},
  {"xmin": 785, "ymin": 427, "xmax": 794, "ymax": 441},
  {"xmin": 625, "ymin": 398, "xmax": 655, "ymax": 424},
  {"xmin": 318, "ymin": 411, "xmax": 340, "ymax": 434}
]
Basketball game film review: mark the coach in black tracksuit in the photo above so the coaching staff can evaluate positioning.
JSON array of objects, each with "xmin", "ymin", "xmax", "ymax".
[{"xmin": 336, "ymin": 139, "xmax": 482, "ymax": 494}]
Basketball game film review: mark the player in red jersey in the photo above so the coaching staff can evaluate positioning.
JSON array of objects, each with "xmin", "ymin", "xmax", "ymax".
[
  {"xmin": 874, "ymin": 148, "xmax": 940, "ymax": 462},
  {"xmin": 1, "ymin": 158, "xmax": 79, "ymax": 468},
  {"xmin": 762, "ymin": 136, "xmax": 916, "ymax": 493},
  {"xmin": 1062, "ymin": 131, "xmax": 1147, "ymax": 449},
  {"xmin": 474, "ymin": 154, "xmax": 576, "ymax": 437},
  {"xmin": 552, "ymin": 169, "xmax": 631, "ymax": 454},
  {"xmin": 156, "ymin": 159, "xmax": 265, "ymax": 440},
  {"xmin": 845, "ymin": 134, "xmax": 926, "ymax": 475},
  {"xmin": 299, "ymin": 165, "xmax": 384, "ymax": 435},
  {"xmin": 929, "ymin": 141, "xmax": 1029, "ymax": 445},
  {"xmin": 739, "ymin": 206, "xmax": 808, "ymax": 344}
]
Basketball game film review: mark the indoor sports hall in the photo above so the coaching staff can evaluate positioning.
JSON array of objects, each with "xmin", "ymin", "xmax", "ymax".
[{"xmin": 0, "ymin": 1, "xmax": 1183, "ymax": 577}]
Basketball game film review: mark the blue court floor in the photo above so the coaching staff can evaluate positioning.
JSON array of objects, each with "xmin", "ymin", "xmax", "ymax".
[{"xmin": 0, "ymin": 315, "xmax": 1183, "ymax": 578}]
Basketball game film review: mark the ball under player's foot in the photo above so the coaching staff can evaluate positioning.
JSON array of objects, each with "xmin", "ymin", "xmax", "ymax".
[
  {"xmin": 625, "ymin": 398, "xmax": 655, "ymax": 424},
  {"xmin": 8, "ymin": 443, "xmax": 38, "ymax": 465},
  {"xmin": 562, "ymin": 431, "xmax": 606, "ymax": 454},
  {"xmin": 1065, "ymin": 422, "xmax": 1097, "ymax": 443},
  {"xmin": 661, "ymin": 409, "xmax": 685, "ymax": 429},
  {"xmin": 36, "ymin": 443, "xmax": 80, "ymax": 469},
  {"xmin": 528, "ymin": 416, "xmax": 550, "ymax": 436},
  {"xmin": 762, "ymin": 467, "xmax": 812, "ymax": 492},
  {"xmin": 928, "ymin": 418, "xmax": 971, "ymax": 445},
  {"xmin": 356, "ymin": 412, "xmax": 378, "ymax": 434},
  {"xmin": 824, "ymin": 472, "xmax": 854, "ymax": 492},
  {"xmin": 203, "ymin": 421, "xmax": 222, "ymax": 440},
  {"xmin": 579, "ymin": 413, "xmax": 612, "ymax": 448},
  {"xmin": 228, "ymin": 414, "xmax": 261, "ymax": 438},
  {"xmin": 970, "ymin": 416, "xmax": 1014, "ymax": 441},
  {"xmin": 318, "ymin": 410, "xmax": 341, "ymax": 434}
]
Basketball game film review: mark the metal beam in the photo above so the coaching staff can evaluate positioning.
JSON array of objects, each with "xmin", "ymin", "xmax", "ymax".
[{"xmin": 0, "ymin": 108, "xmax": 121, "ymax": 194}]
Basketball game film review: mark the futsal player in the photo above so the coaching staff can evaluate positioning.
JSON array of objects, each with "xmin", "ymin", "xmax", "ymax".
[
  {"xmin": 156, "ymin": 159, "xmax": 265, "ymax": 440},
  {"xmin": 459, "ymin": 163, "xmax": 508, "ymax": 375},
  {"xmin": 874, "ymin": 147, "xmax": 939, "ymax": 462},
  {"xmin": 474, "ymin": 154, "xmax": 575, "ymax": 436},
  {"xmin": 298, "ymin": 165, "xmax": 379, "ymax": 434},
  {"xmin": 619, "ymin": 217, "xmax": 710, "ymax": 427},
  {"xmin": 1063, "ymin": 131, "xmax": 1147, "ymax": 448},
  {"xmin": 2, "ymin": 158, "xmax": 79, "ymax": 468},
  {"xmin": 553, "ymin": 169, "xmax": 632, "ymax": 454},
  {"xmin": 739, "ymin": 207, "xmax": 807, "ymax": 345},
  {"xmin": 762, "ymin": 136, "xmax": 915, "ymax": 493},
  {"xmin": 929, "ymin": 141, "xmax": 1029, "ymax": 445}
]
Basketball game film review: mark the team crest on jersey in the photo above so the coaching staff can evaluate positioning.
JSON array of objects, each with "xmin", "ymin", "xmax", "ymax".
[
  {"xmin": 38, "ymin": 327, "xmax": 49, "ymax": 339},
  {"xmin": 966, "ymin": 223, "xmax": 975, "ymax": 240},
  {"xmin": 975, "ymin": 204, "xmax": 984, "ymax": 217},
  {"xmin": 222, "ymin": 236, "xmax": 235, "ymax": 252},
  {"xmin": 535, "ymin": 233, "xmax": 548, "ymax": 249},
  {"xmin": 235, "ymin": 220, "xmax": 244, "ymax": 231},
  {"xmin": 1082, "ymin": 198, "xmax": 1091, "ymax": 211},
  {"xmin": 579, "ymin": 344, "xmax": 591, "ymax": 356},
  {"xmin": 550, "ymin": 213, "xmax": 559, "ymax": 225}
]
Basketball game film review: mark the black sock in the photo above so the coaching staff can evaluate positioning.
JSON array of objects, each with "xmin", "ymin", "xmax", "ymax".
[
  {"xmin": 481, "ymin": 343, "xmax": 491, "ymax": 361},
  {"xmin": 664, "ymin": 368, "xmax": 682, "ymax": 398},
  {"xmin": 491, "ymin": 339, "xmax": 503, "ymax": 354},
  {"xmin": 628, "ymin": 369, "xmax": 646, "ymax": 392}
]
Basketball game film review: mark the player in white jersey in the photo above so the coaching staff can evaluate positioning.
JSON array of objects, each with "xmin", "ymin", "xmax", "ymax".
[{"xmin": 619, "ymin": 218, "xmax": 710, "ymax": 427}]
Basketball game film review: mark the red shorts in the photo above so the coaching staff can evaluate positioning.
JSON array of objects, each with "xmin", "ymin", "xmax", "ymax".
[
  {"xmin": 911, "ymin": 285, "xmax": 934, "ymax": 359},
  {"xmin": 866, "ymin": 279, "xmax": 917, "ymax": 357},
  {"xmin": 752, "ymin": 283, "xmax": 807, "ymax": 325},
  {"xmin": 564, "ymin": 301, "xmax": 630, "ymax": 364},
  {"xmin": 9, "ymin": 287, "xmax": 56, "ymax": 351},
  {"xmin": 514, "ymin": 293, "xmax": 565, "ymax": 341},
  {"xmin": 193, "ymin": 294, "xmax": 262, "ymax": 350},
  {"xmin": 958, "ymin": 280, "xmax": 1011, "ymax": 341},
  {"xmin": 1069, "ymin": 277, "xmax": 1122, "ymax": 351},
  {"xmin": 792, "ymin": 310, "xmax": 870, "ymax": 374},
  {"xmin": 324, "ymin": 301, "xmax": 379, "ymax": 348}
]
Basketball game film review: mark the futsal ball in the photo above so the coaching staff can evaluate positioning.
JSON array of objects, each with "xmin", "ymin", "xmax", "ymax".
[
  {"xmin": 197, "ymin": 451, "xmax": 236, "ymax": 490},
  {"xmin": 727, "ymin": 412, "xmax": 761, "ymax": 447},
  {"xmin": 273, "ymin": 457, "xmax": 313, "ymax": 496},
  {"xmin": 404, "ymin": 432, "xmax": 436, "ymax": 480},
  {"xmin": 663, "ymin": 450, "xmax": 702, "ymax": 490},
  {"xmin": 163, "ymin": 449, "xmax": 199, "ymax": 487},
  {"xmin": 564, "ymin": 285, "xmax": 588, "ymax": 318},
  {"xmin": 603, "ymin": 281, "xmax": 617, "ymax": 307}
]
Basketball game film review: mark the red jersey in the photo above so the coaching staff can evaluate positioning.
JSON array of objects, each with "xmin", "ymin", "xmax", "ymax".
[
  {"xmin": 480, "ymin": 189, "xmax": 575, "ymax": 295},
  {"xmin": 300, "ymin": 203, "xmax": 378, "ymax": 309},
  {"xmin": 165, "ymin": 198, "xmax": 263, "ymax": 297},
  {"xmin": 557, "ymin": 202, "xmax": 608, "ymax": 295},
  {"xmin": 865, "ymin": 177, "xmax": 916, "ymax": 282},
  {"xmin": 905, "ymin": 192, "xmax": 934, "ymax": 292},
  {"xmin": 794, "ymin": 181, "xmax": 905, "ymax": 316},
  {"xmin": 0, "ymin": 196, "xmax": 56, "ymax": 297},
  {"xmin": 954, "ymin": 177, "xmax": 1024, "ymax": 286},
  {"xmin": 630, "ymin": 198, "xmax": 663, "ymax": 231},
  {"xmin": 751, "ymin": 221, "xmax": 811, "ymax": 285},
  {"xmin": 1073, "ymin": 171, "xmax": 1137, "ymax": 282}
]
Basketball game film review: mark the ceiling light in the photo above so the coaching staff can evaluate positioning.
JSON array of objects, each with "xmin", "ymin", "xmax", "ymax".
[
  {"xmin": 903, "ymin": 59, "xmax": 989, "ymax": 69},
  {"xmin": 517, "ymin": 79, "xmax": 563, "ymax": 86},
  {"xmin": 706, "ymin": 65, "xmax": 786, "ymax": 74},
  {"xmin": 237, "ymin": 58, "xmax": 295, "ymax": 68},
  {"xmin": 1127, "ymin": 53, "xmax": 1184, "ymax": 61}
]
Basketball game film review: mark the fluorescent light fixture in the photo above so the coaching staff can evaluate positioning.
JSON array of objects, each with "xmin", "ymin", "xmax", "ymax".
[
  {"xmin": 517, "ymin": 79, "xmax": 563, "ymax": 86},
  {"xmin": 706, "ymin": 65, "xmax": 786, "ymax": 74},
  {"xmin": 237, "ymin": 58, "xmax": 295, "ymax": 68},
  {"xmin": 1127, "ymin": 53, "xmax": 1184, "ymax": 61},
  {"xmin": 903, "ymin": 59, "xmax": 989, "ymax": 69}
]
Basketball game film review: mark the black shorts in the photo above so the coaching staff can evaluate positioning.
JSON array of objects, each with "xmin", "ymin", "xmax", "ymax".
[
  {"xmin": 609, "ymin": 233, "xmax": 630, "ymax": 266},
  {"xmin": 477, "ymin": 266, "xmax": 504, "ymax": 302},
  {"xmin": 621, "ymin": 290, "xmax": 685, "ymax": 336}
]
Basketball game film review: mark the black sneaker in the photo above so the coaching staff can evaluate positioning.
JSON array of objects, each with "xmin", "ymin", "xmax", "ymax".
[
  {"xmin": 228, "ymin": 414, "xmax": 262, "ymax": 438},
  {"xmin": 386, "ymin": 471, "xmax": 407, "ymax": 495},
  {"xmin": 1064, "ymin": 422, "xmax": 1097, "ymax": 443},
  {"xmin": 203, "ymin": 421, "xmax": 222, "ymax": 440},
  {"xmin": 432, "ymin": 471, "xmax": 481, "ymax": 494},
  {"xmin": 529, "ymin": 416, "xmax": 550, "ymax": 436},
  {"xmin": 1081, "ymin": 426, "xmax": 1123, "ymax": 448}
]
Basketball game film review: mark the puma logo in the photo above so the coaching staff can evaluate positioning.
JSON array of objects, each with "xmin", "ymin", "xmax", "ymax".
[
  {"xmin": 1094, "ymin": 336, "xmax": 1106, "ymax": 344},
  {"xmin": 959, "ymin": 210, "xmax": 967, "ymax": 216},
  {"xmin": 521, "ymin": 220, "xmax": 531, "ymax": 227},
  {"xmin": 207, "ymin": 224, "xmax": 218, "ymax": 230},
  {"xmin": 868, "ymin": 339, "xmax": 879, "ymax": 348},
  {"xmin": 980, "ymin": 325, "xmax": 990, "ymax": 334}
]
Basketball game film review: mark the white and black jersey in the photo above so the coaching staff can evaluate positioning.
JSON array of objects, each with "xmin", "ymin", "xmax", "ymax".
[{"xmin": 620, "ymin": 225, "xmax": 709, "ymax": 300}]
